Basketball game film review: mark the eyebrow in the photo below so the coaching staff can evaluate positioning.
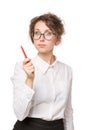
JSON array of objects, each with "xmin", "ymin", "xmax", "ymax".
[{"xmin": 34, "ymin": 29, "xmax": 52, "ymax": 32}]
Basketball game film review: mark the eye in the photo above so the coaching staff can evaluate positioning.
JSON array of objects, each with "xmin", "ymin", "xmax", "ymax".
[
  {"xmin": 45, "ymin": 31, "xmax": 52, "ymax": 36},
  {"xmin": 34, "ymin": 31, "xmax": 41, "ymax": 35}
]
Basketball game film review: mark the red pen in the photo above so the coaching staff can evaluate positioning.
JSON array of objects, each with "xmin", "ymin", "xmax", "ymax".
[{"xmin": 21, "ymin": 45, "xmax": 27, "ymax": 58}]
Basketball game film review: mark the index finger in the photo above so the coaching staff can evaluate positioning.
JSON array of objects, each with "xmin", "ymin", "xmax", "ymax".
[{"xmin": 23, "ymin": 58, "xmax": 31, "ymax": 65}]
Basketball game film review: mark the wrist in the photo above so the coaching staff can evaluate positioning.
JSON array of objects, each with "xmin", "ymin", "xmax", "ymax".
[{"xmin": 25, "ymin": 77, "xmax": 33, "ymax": 88}]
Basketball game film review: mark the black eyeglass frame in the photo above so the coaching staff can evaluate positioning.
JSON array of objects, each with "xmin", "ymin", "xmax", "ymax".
[{"xmin": 32, "ymin": 31, "xmax": 56, "ymax": 41}]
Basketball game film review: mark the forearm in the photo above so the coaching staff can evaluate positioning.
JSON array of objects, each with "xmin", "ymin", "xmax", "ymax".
[
  {"xmin": 13, "ymin": 82, "xmax": 35, "ymax": 121},
  {"xmin": 64, "ymin": 107, "xmax": 74, "ymax": 130}
]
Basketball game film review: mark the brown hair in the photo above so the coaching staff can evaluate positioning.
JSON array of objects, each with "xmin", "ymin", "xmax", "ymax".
[{"xmin": 29, "ymin": 12, "xmax": 65, "ymax": 43}]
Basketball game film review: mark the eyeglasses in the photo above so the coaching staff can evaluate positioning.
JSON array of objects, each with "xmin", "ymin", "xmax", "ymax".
[{"xmin": 33, "ymin": 31, "xmax": 56, "ymax": 41}]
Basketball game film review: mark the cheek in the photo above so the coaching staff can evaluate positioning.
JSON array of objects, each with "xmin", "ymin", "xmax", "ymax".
[
  {"xmin": 33, "ymin": 41, "xmax": 38, "ymax": 46},
  {"xmin": 49, "ymin": 37, "xmax": 57, "ymax": 45},
  {"xmin": 52, "ymin": 36, "xmax": 58, "ymax": 44},
  {"xmin": 47, "ymin": 40, "xmax": 56, "ymax": 47}
]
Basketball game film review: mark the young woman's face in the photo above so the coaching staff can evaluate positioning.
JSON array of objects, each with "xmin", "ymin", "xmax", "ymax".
[{"xmin": 33, "ymin": 21, "xmax": 58, "ymax": 54}]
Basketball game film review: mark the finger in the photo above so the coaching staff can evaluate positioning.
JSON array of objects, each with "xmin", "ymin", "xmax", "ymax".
[
  {"xmin": 28, "ymin": 68, "xmax": 35, "ymax": 74},
  {"xmin": 23, "ymin": 63, "xmax": 33, "ymax": 70},
  {"xmin": 26, "ymin": 68, "xmax": 34, "ymax": 76},
  {"xmin": 25, "ymin": 61, "xmax": 33, "ymax": 66},
  {"xmin": 26, "ymin": 66, "xmax": 34, "ymax": 70},
  {"xmin": 23, "ymin": 58, "xmax": 31, "ymax": 65},
  {"xmin": 23, "ymin": 65, "xmax": 34, "ymax": 73}
]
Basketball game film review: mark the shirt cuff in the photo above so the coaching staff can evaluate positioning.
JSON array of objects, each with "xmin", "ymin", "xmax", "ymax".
[{"xmin": 18, "ymin": 82, "xmax": 35, "ymax": 101}]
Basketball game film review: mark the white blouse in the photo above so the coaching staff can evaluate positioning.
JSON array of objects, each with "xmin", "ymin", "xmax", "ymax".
[{"xmin": 11, "ymin": 55, "xmax": 74, "ymax": 130}]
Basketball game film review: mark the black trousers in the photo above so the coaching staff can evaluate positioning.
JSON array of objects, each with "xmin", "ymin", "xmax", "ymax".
[{"xmin": 13, "ymin": 117, "xmax": 64, "ymax": 130}]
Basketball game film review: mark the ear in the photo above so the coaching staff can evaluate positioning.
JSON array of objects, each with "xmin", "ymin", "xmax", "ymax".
[{"xmin": 55, "ymin": 38, "xmax": 61, "ymax": 46}]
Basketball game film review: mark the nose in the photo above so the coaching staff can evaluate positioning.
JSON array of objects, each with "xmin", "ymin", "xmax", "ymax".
[{"xmin": 40, "ymin": 34, "xmax": 45, "ymax": 40}]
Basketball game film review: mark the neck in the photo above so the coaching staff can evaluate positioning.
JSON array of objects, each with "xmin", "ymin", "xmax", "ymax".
[{"xmin": 38, "ymin": 52, "xmax": 55, "ymax": 65}]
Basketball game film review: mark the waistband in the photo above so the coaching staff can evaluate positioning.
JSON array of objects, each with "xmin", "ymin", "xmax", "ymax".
[{"xmin": 22, "ymin": 117, "xmax": 63, "ymax": 127}]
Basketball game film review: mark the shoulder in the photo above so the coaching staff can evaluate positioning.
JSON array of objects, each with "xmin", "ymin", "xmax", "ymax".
[
  {"xmin": 58, "ymin": 61, "xmax": 72, "ymax": 70},
  {"xmin": 14, "ymin": 61, "xmax": 23, "ymax": 71},
  {"xmin": 13, "ymin": 61, "xmax": 26, "ymax": 76},
  {"xmin": 57, "ymin": 60, "xmax": 73, "ymax": 80},
  {"xmin": 13, "ymin": 56, "xmax": 36, "ymax": 74},
  {"xmin": 14, "ymin": 55, "xmax": 36, "ymax": 71}
]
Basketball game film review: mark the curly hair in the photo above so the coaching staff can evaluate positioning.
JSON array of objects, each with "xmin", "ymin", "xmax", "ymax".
[{"xmin": 29, "ymin": 12, "xmax": 65, "ymax": 43}]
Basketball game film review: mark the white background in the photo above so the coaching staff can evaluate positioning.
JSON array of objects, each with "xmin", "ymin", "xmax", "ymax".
[{"xmin": 0, "ymin": 0, "xmax": 87, "ymax": 129}]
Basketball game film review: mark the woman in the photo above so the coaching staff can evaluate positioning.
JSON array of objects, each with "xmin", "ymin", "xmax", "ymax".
[{"xmin": 11, "ymin": 12, "xmax": 74, "ymax": 130}]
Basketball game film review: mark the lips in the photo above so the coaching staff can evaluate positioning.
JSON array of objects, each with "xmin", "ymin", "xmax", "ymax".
[{"xmin": 38, "ymin": 44, "xmax": 46, "ymax": 48}]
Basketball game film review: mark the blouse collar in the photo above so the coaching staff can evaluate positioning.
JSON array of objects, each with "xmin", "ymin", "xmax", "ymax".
[{"xmin": 32, "ymin": 54, "xmax": 58, "ymax": 74}]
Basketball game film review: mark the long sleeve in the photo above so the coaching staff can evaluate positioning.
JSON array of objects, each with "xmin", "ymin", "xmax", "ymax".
[
  {"xmin": 63, "ymin": 70, "xmax": 74, "ymax": 130},
  {"xmin": 11, "ymin": 62, "xmax": 35, "ymax": 121},
  {"xmin": 11, "ymin": 55, "xmax": 74, "ymax": 125}
]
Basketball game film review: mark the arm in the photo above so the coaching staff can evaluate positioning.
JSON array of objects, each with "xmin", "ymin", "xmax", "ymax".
[
  {"xmin": 63, "ymin": 69, "xmax": 74, "ymax": 130},
  {"xmin": 11, "ymin": 62, "xmax": 35, "ymax": 121}
]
